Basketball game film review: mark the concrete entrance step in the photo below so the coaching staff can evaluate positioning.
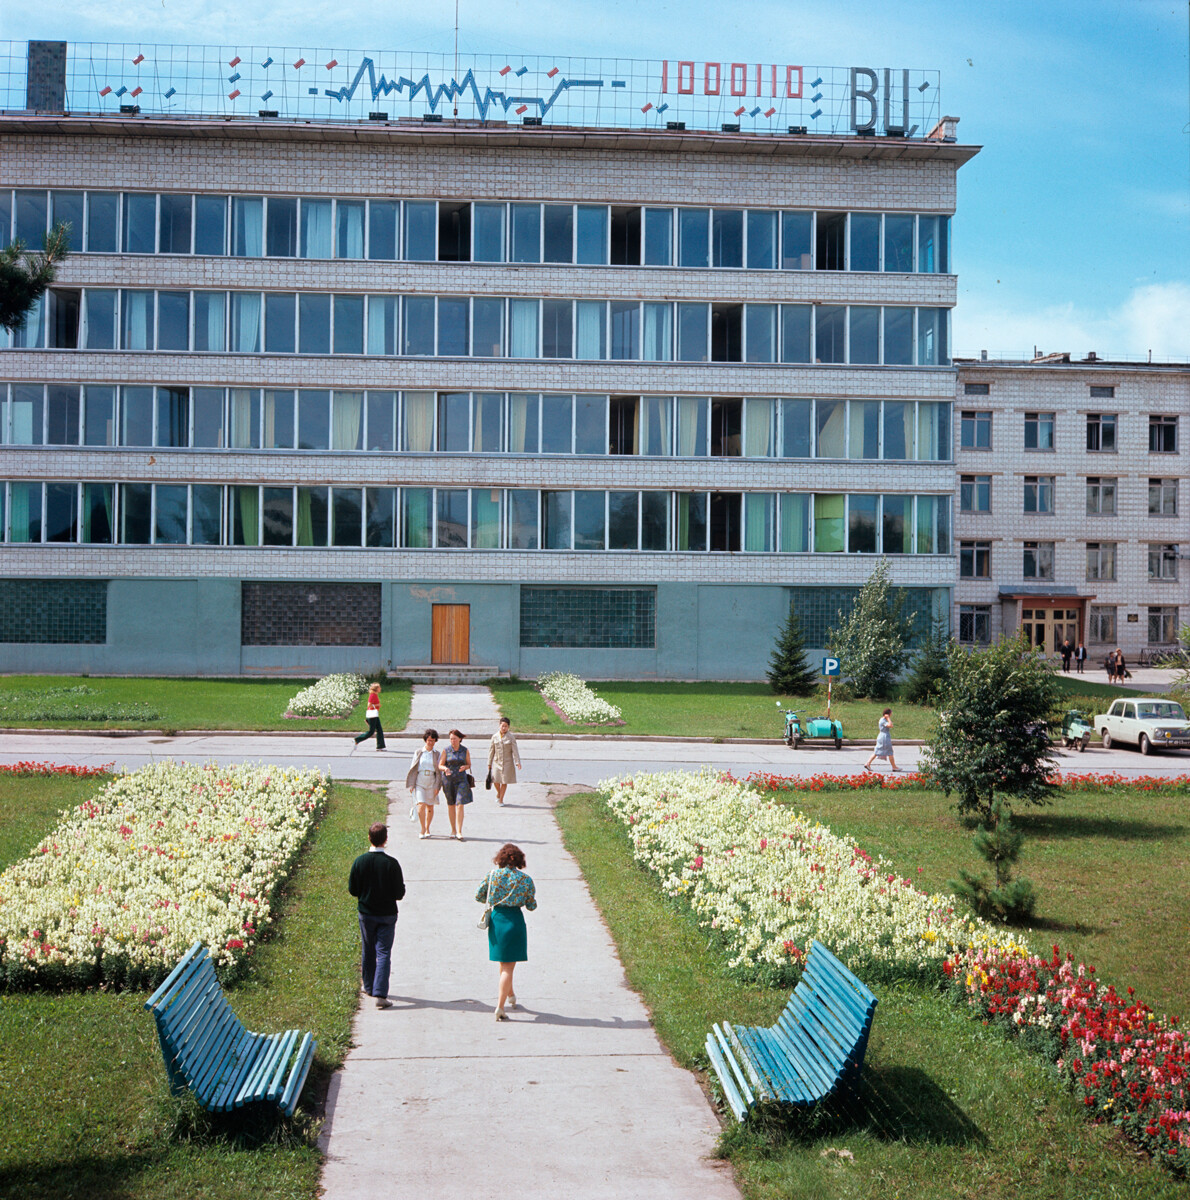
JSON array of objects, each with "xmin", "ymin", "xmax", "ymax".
[{"xmin": 391, "ymin": 664, "xmax": 507, "ymax": 685}]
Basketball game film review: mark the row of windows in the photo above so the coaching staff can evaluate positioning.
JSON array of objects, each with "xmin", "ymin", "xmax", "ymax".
[
  {"xmin": 0, "ymin": 483, "xmax": 951, "ymax": 555},
  {"xmin": 10, "ymin": 289, "xmax": 953, "ymax": 367},
  {"xmin": 959, "ymin": 539, "xmax": 1181, "ymax": 581},
  {"xmin": 0, "ymin": 386, "xmax": 954, "ymax": 461},
  {"xmin": 960, "ymin": 410, "xmax": 1180, "ymax": 454},
  {"xmin": 3, "ymin": 190, "xmax": 952, "ymax": 273},
  {"xmin": 957, "ymin": 605, "xmax": 1180, "ymax": 647},
  {"xmin": 959, "ymin": 474, "xmax": 1179, "ymax": 516}
]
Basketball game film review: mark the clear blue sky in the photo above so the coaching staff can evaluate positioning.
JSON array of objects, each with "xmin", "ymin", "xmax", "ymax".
[{"xmin": 4, "ymin": 0, "xmax": 1188, "ymax": 360}]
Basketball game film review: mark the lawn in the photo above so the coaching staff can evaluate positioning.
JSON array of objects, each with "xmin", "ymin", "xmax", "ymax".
[
  {"xmin": 490, "ymin": 676, "xmax": 1144, "ymax": 741},
  {"xmin": 557, "ymin": 788, "xmax": 1188, "ymax": 1200},
  {"xmin": 0, "ymin": 675, "xmax": 411, "ymax": 732},
  {"xmin": 0, "ymin": 771, "xmax": 387, "ymax": 1200}
]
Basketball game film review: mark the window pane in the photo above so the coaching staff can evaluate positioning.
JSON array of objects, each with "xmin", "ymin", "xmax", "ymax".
[
  {"xmin": 510, "ymin": 204, "xmax": 541, "ymax": 263},
  {"xmin": 472, "ymin": 487, "xmax": 501, "ymax": 548},
  {"xmin": 883, "ymin": 401, "xmax": 912, "ymax": 459},
  {"xmin": 120, "ymin": 483, "xmax": 152, "ymax": 544},
  {"xmin": 87, "ymin": 192, "xmax": 119, "ymax": 252},
  {"xmin": 815, "ymin": 305, "xmax": 845, "ymax": 363},
  {"xmin": 121, "ymin": 193, "xmax": 155, "ymax": 253},
  {"xmin": 336, "ymin": 201, "xmax": 365, "ymax": 259},
  {"xmin": 368, "ymin": 200, "xmax": 398, "ymax": 260},
  {"xmin": 299, "ymin": 293, "xmax": 330, "ymax": 354},
  {"xmin": 265, "ymin": 293, "xmax": 296, "ymax": 353},
  {"xmin": 573, "ymin": 491, "xmax": 606, "ymax": 550},
  {"xmin": 333, "ymin": 295, "xmax": 364, "ymax": 354},
  {"xmin": 678, "ymin": 208, "xmax": 709, "ymax": 267},
  {"xmin": 231, "ymin": 196, "xmax": 263, "ymax": 256},
  {"xmin": 193, "ymin": 291, "xmax": 225, "ymax": 351},
  {"xmin": 677, "ymin": 303, "xmax": 708, "ymax": 361},
  {"xmin": 574, "ymin": 394, "xmax": 606, "ymax": 455},
  {"xmin": 677, "ymin": 396, "xmax": 708, "ymax": 456},
  {"xmin": 83, "ymin": 289, "xmax": 117, "ymax": 348},
  {"xmin": 229, "ymin": 292, "xmax": 261, "ymax": 353},
  {"xmin": 884, "ymin": 214, "xmax": 914, "ymax": 271},
  {"xmin": 508, "ymin": 394, "xmax": 539, "ymax": 453},
  {"xmin": 366, "ymin": 295, "xmax": 399, "ymax": 355},
  {"xmin": 366, "ymin": 391, "xmax": 396, "ymax": 452},
  {"xmin": 231, "ymin": 486, "xmax": 260, "ymax": 545},
  {"xmin": 917, "ymin": 307, "xmax": 948, "ymax": 364},
  {"xmin": 643, "ymin": 208, "xmax": 673, "ymax": 265},
  {"xmin": 300, "ymin": 199, "xmax": 332, "ymax": 258},
  {"xmin": 882, "ymin": 495, "xmax": 912, "ymax": 553},
  {"xmin": 542, "ymin": 300, "xmax": 572, "ymax": 358},
  {"xmin": 403, "ymin": 295, "xmax": 435, "ymax": 356},
  {"xmin": 640, "ymin": 396, "xmax": 673, "ymax": 456},
  {"xmin": 916, "ymin": 401, "xmax": 950, "ymax": 461},
  {"xmin": 850, "ymin": 306, "xmax": 879, "ymax": 364},
  {"xmin": 297, "ymin": 389, "xmax": 330, "ymax": 450},
  {"xmin": 157, "ymin": 291, "xmax": 190, "ymax": 351},
  {"xmin": 155, "ymin": 386, "xmax": 189, "ymax": 447},
  {"xmin": 850, "ymin": 213, "xmax": 880, "ymax": 271},
  {"xmin": 10, "ymin": 385, "xmax": 42, "ymax": 444},
  {"xmin": 610, "ymin": 302, "xmax": 639, "ymax": 359},
  {"xmin": 191, "ymin": 485, "xmax": 221, "ymax": 544},
  {"xmin": 781, "ymin": 211, "xmax": 813, "ymax": 269},
  {"xmin": 473, "ymin": 298, "xmax": 504, "ymax": 357},
  {"xmin": 541, "ymin": 394, "xmax": 573, "ymax": 453},
  {"xmin": 120, "ymin": 289, "xmax": 154, "ymax": 349},
  {"xmin": 746, "ymin": 210, "xmax": 778, "ymax": 269},
  {"xmin": 745, "ymin": 493, "xmax": 776, "ymax": 551},
  {"xmin": 154, "ymin": 484, "xmax": 188, "ymax": 544},
  {"xmin": 193, "ymin": 387, "xmax": 225, "ymax": 448},
  {"xmin": 781, "ymin": 399, "xmax": 811, "ymax": 458},
  {"xmin": 576, "ymin": 205, "xmax": 607, "ymax": 264},
  {"xmin": 366, "ymin": 487, "xmax": 397, "ymax": 547},
  {"xmin": 51, "ymin": 191, "xmax": 84, "ymax": 251},
  {"xmin": 575, "ymin": 301, "xmax": 606, "ymax": 359},
  {"xmin": 473, "ymin": 203, "xmax": 505, "ymax": 262},
  {"xmin": 815, "ymin": 400, "xmax": 845, "ymax": 458},
  {"xmin": 780, "ymin": 493, "xmax": 810, "ymax": 551},
  {"xmin": 263, "ymin": 388, "xmax": 294, "ymax": 448},
  {"xmin": 473, "ymin": 393, "xmax": 502, "ymax": 452},
  {"xmin": 780, "ymin": 304, "xmax": 811, "ymax": 363},
  {"xmin": 262, "ymin": 487, "xmax": 294, "ymax": 546},
  {"xmin": 229, "ymin": 389, "xmax": 260, "ymax": 448},
  {"xmin": 121, "ymin": 386, "xmax": 153, "ymax": 446},
  {"xmin": 676, "ymin": 493, "xmax": 707, "ymax": 550},
  {"xmin": 918, "ymin": 215, "xmax": 949, "ymax": 272},
  {"xmin": 608, "ymin": 491, "xmax": 639, "ymax": 550},
  {"xmin": 83, "ymin": 385, "xmax": 116, "ymax": 446},
  {"xmin": 45, "ymin": 386, "xmax": 78, "ymax": 446},
  {"xmin": 848, "ymin": 494, "xmax": 878, "ymax": 552},
  {"xmin": 541, "ymin": 491, "xmax": 573, "ymax": 550},
  {"xmin": 642, "ymin": 303, "xmax": 672, "ymax": 361},
  {"xmin": 543, "ymin": 205, "xmax": 573, "ymax": 263},
  {"xmin": 266, "ymin": 197, "xmax": 297, "ymax": 256},
  {"xmin": 403, "ymin": 201, "xmax": 436, "ymax": 261},
  {"xmin": 509, "ymin": 299, "xmax": 539, "ymax": 357},
  {"xmin": 194, "ymin": 195, "xmax": 227, "ymax": 255},
  {"xmin": 712, "ymin": 209, "xmax": 743, "ymax": 268},
  {"xmin": 331, "ymin": 391, "xmax": 363, "ymax": 451},
  {"xmin": 508, "ymin": 489, "xmax": 539, "ymax": 548},
  {"xmin": 745, "ymin": 304, "xmax": 776, "ymax": 363},
  {"xmin": 713, "ymin": 304, "xmax": 743, "ymax": 362},
  {"xmin": 82, "ymin": 483, "xmax": 114, "ymax": 544},
  {"xmin": 436, "ymin": 489, "xmax": 468, "ymax": 548},
  {"xmin": 849, "ymin": 400, "xmax": 879, "ymax": 459},
  {"xmin": 883, "ymin": 307, "xmax": 913, "ymax": 365},
  {"xmin": 437, "ymin": 392, "xmax": 470, "ymax": 452},
  {"xmin": 814, "ymin": 494, "xmax": 845, "ymax": 551},
  {"xmin": 744, "ymin": 398, "xmax": 774, "ymax": 457},
  {"xmin": 299, "ymin": 487, "xmax": 329, "ymax": 547},
  {"xmin": 437, "ymin": 203, "xmax": 470, "ymax": 262},
  {"xmin": 816, "ymin": 212, "xmax": 846, "ymax": 270},
  {"xmin": 641, "ymin": 491, "xmax": 669, "ymax": 550}
]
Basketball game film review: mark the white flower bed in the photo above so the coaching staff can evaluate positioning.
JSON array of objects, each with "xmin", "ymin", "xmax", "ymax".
[
  {"xmin": 600, "ymin": 770, "xmax": 1028, "ymax": 983},
  {"xmin": 538, "ymin": 672, "xmax": 622, "ymax": 724},
  {"xmin": 0, "ymin": 762, "xmax": 328, "ymax": 989},
  {"xmin": 286, "ymin": 672, "xmax": 366, "ymax": 718}
]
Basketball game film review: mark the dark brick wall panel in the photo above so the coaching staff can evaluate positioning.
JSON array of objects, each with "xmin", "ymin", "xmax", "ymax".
[
  {"xmin": 0, "ymin": 579, "xmax": 107, "ymax": 643},
  {"xmin": 241, "ymin": 582, "xmax": 381, "ymax": 646},
  {"xmin": 520, "ymin": 587, "xmax": 656, "ymax": 649}
]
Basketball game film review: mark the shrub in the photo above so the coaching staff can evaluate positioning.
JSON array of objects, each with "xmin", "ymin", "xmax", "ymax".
[{"xmin": 826, "ymin": 560, "xmax": 915, "ymax": 699}]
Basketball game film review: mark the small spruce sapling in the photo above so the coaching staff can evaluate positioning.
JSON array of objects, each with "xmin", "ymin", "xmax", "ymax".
[{"xmin": 767, "ymin": 608, "xmax": 819, "ymax": 697}]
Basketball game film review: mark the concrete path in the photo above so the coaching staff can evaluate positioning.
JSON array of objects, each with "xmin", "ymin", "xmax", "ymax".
[
  {"xmin": 317, "ymin": 779, "xmax": 740, "ymax": 1200},
  {"xmin": 402, "ymin": 682, "xmax": 504, "ymax": 736}
]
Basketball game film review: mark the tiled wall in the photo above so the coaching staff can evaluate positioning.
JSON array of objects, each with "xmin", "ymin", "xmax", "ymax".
[
  {"xmin": 241, "ymin": 581, "xmax": 381, "ymax": 645},
  {"xmin": 0, "ymin": 578, "xmax": 106, "ymax": 643},
  {"xmin": 519, "ymin": 586, "xmax": 656, "ymax": 648}
]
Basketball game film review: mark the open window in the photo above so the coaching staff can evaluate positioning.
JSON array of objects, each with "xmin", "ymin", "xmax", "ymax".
[
  {"xmin": 438, "ymin": 202, "xmax": 471, "ymax": 262},
  {"xmin": 610, "ymin": 206, "xmax": 641, "ymax": 265}
]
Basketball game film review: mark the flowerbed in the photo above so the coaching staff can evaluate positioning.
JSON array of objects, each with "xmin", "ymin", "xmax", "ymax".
[
  {"xmin": 285, "ymin": 672, "xmax": 366, "ymax": 718},
  {"xmin": 0, "ymin": 761, "xmax": 328, "ymax": 989},
  {"xmin": 600, "ymin": 769, "xmax": 1025, "ymax": 985},
  {"xmin": 946, "ymin": 944, "xmax": 1190, "ymax": 1175},
  {"xmin": 538, "ymin": 672, "xmax": 622, "ymax": 725},
  {"xmin": 0, "ymin": 686, "xmax": 159, "ymax": 723},
  {"xmin": 0, "ymin": 761, "xmax": 114, "ymax": 778},
  {"xmin": 748, "ymin": 770, "xmax": 1190, "ymax": 795}
]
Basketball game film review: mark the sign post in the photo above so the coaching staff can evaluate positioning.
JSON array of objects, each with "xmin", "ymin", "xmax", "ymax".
[{"xmin": 822, "ymin": 656, "xmax": 841, "ymax": 719}]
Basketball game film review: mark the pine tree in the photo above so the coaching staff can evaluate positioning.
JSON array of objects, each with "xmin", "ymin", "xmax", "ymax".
[
  {"xmin": 0, "ymin": 224, "xmax": 70, "ymax": 334},
  {"xmin": 902, "ymin": 619, "xmax": 952, "ymax": 705},
  {"xmin": 767, "ymin": 608, "xmax": 819, "ymax": 696}
]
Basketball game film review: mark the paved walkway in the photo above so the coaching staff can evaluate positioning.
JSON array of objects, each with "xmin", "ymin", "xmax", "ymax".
[
  {"xmin": 400, "ymin": 682, "xmax": 505, "ymax": 736},
  {"xmin": 317, "ymin": 776, "xmax": 740, "ymax": 1200}
]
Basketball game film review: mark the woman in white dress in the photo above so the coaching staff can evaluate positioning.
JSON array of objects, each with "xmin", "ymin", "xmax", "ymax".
[
  {"xmin": 486, "ymin": 718, "xmax": 522, "ymax": 805},
  {"xmin": 406, "ymin": 729, "xmax": 441, "ymax": 839}
]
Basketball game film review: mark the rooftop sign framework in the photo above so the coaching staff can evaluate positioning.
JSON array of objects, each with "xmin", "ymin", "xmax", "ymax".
[{"xmin": 5, "ymin": 41, "xmax": 941, "ymax": 136}]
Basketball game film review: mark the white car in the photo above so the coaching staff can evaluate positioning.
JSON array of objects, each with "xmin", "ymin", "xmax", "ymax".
[{"xmin": 1094, "ymin": 698, "xmax": 1190, "ymax": 755}]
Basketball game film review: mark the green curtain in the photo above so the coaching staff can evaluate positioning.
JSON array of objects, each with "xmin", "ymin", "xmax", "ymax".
[
  {"xmin": 297, "ymin": 488, "xmax": 313, "ymax": 546},
  {"xmin": 403, "ymin": 488, "xmax": 431, "ymax": 548},
  {"xmin": 779, "ymin": 493, "xmax": 809, "ymax": 552},
  {"xmin": 916, "ymin": 495, "xmax": 937, "ymax": 554},
  {"xmin": 813, "ymin": 494, "xmax": 845, "ymax": 552},
  {"xmin": 237, "ymin": 486, "xmax": 259, "ymax": 546},
  {"xmin": 472, "ymin": 488, "xmax": 501, "ymax": 548},
  {"xmin": 744, "ymin": 493, "xmax": 774, "ymax": 551},
  {"xmin": 9, "ymin": 483, "xmax": 31, "ymax": 542}
]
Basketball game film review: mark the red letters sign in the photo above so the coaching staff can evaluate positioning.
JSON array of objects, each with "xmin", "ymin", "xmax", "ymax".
[{"xmin": 660, "ymin": 61, "xmax": 803, "ymax": 98}]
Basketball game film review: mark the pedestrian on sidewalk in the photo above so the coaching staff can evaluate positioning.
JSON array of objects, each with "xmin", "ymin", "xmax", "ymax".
[
  {"xmin": 406, "ymin": 730, "xmax": 441, "ymax": 839},
  {"xmin": 1060, "ymin": 638, "xmax": 1073, "ymax": 673},
  {"xmin": 862, "ymin": 707, "xmax": 898, "ymax": 774},
  {"xmin": 353, "ymin": 682, "xmax": 386, "ymax": 750},
  {"xmin": 486, "ymin": 717, "xmax": 522, "ymax": 805},
  {"xmin": 441, "ymin": 728, "xmax": 473, "ymax": 841},
  {"xmin": 1074, "ymin": 641, "xmax": 1087, "ymax": 674},
  {"xmin": 476, "ymin": 843, "xmax": 536, "ymax": 1021},
  {"xmin": 348, "ymin": 822, "xmax": 406, "ymax": 1010}
]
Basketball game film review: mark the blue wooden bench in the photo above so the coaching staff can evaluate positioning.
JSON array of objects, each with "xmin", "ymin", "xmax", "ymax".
[
  {"xmin": 705, "ymin": 940, "xmax": 877, "ymax": 1121},
  {"xmin": 144, "ymin": 941, "xmax": 316, "ymax": 1118}
]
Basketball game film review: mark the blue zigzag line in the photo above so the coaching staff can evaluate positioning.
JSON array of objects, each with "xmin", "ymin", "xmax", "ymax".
[{"xmin": 319, "ymin": 59, "xmax": 602, "ymax": 118}]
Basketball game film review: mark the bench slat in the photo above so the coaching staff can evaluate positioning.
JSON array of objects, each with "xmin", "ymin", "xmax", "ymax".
[
  {"xmin": 236, "ymin": 1032, "xmax": 292, "ymax": 1107},
  {"xmin": 210, "ymin": 1034, "xmax": 266, "ymax": 1112},
  {"xmin": 145, "ymin": 941, "xmax": 207, "ymax": 1010},
  {"xmin": 711, "ymin": 1023, "xmax": 755, "ymax": 1110},
  {"xmin": 278, "ymin": 1032, "xmax": 317, "ymax": 1118},
  {"xmin": 705, "ymin": 1031, "xmax": 750, "ymax": 1121},
  {"xmin": 264, "ymin": 1030, "xmax": 301, "ymax": 1102}
]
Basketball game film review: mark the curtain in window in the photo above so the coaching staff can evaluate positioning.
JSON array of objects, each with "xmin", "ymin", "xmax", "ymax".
[
  {"xmin": 883, "ymin": 401, "xmax": 912, "ymax": 459},
  {"xmin": 916, "ymin": 402, "xmax": 948, "ymax": 460},
  {"xmin": 302, "ymin": 200, "xmax": 332, "ymax": 258},
  {"xmin": 576, "ymin": 301, "xmax": 605, "ymax": 359},
  {"xmin": 332, "ymin": 391, "xmax": 363, "ymax": 450},
  {"xmin": 744, "ymin": 493, "xmax": 775, "ymax": 551},
  {"xmin": 14, "ymin": 295, "xmax": 45, "ymax": 347},
  {"xmin": 677, "ymin": 397, "xmax": 703, "ymax": 456},
  {"xmin": 642, "ymin": 303, "xmax": 672, "ymax": 361},
  {"xmin": 814, "ymin": 494, "xmax": 845, "ymax": 552},
  {"xmin": 403, "ymin": 488, "xmax": 431, "ymax": 547},
  {"xmin": 237, "ymin": 485, "xmax": 259, "ymax": 546},
  {"xmin": 231, "ymin": 293, "xmax": 260, "ymax": 353},
  {"xmin": 122, "ymin": 291, "xmax": 153, "ymax": 350},
  {"xmin": 11, "ymin": 394, "xmax": 37, "ymax": 443},
  {"xmin": 339, "ymin": 203, "xmax": 364, "ymax": 258},
  {"xmin": 367, "ymin": 296, "xmax": 397, "ymax": 355},
  {"xmin": 82, "ymin": 483, "xmax": 113, "ymax": 543},
  {"xmin": 916, "ymin": 495, "xmax": 938, "ymax": 554},
  {"xmin": 779, "ymin": 493, "xmax": 809, "ymax": 552},
  {"xmin": 233, "ymin": 199, "xmax": 263, "ymax": 256},
  {"xmin": 508, "ymin": 394, "xmax": 534, "ymax": 453},
  {"xmin": 471, "ymin": 488, "xmax": 501, "ymax": 548},
  {"xmin": 744, "ymin": 399, "xmax": 773, "ymax": 457},
  {"xmin": 9, "ymin": 483, "xmax": 31, "ymax": 542},
  {"xmin": 509, "ymin": 300, "xmax": 539, "ymax": 358},
  {"xmin": 202, "ymin": 292, "xmax": 226, "ymax": 351},
  {"xmin": 815, "ymin": 401, "xmax": 845, "ymax": 458},
  {"xmin": 640, "ymin": 397, "xmax": 670, "ymax": 455},
  {"xmin": 403, "ymin": 392, "xmax": 434, "ymax": 452},
  {"xmin": 297, "ymin": 489, "xmax": 313, "ymax": 546},
  {"xmin": 230, "ymin": 389, "xmax": 257, "ymax": 448}
]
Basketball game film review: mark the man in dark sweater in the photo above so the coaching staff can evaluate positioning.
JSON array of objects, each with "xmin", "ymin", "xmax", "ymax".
[{"xmin": 348, "ymin": 822, "xmax": 406, "ymax": 1009}]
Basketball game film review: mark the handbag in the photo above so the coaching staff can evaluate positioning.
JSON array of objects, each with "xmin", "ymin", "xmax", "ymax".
[
  {"xmin": 466, "ymin": 772, "xmax": 476, "ymax": 788},
  {"xmin": 485, "ymin": 770, "xmax": 493, "ymax": 790},
  {"xmin": 478, "ymin": 870, "xmax": 496, "ymax": 928}
]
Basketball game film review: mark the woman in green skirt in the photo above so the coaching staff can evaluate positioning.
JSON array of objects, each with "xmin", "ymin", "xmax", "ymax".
[{"xmin": 476, "ymin": 843, "xmax": 536, "ymax": 1020}]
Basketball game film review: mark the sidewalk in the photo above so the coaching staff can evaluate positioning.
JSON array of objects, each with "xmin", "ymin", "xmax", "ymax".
[{"xmin": 317, "ymin": 777, "xmax": 740, "ymax": 1200}]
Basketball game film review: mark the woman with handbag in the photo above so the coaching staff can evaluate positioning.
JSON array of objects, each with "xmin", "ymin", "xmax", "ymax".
[
  {"xmin": 440, "ymin": 728, "xmax": 473, "ymax": 842},
  {"xmin": 405, "ymin": 729, "xmax": 441, "ymax": 840},
  {"xmin": 475, "ymin": 843, "xmax": 536, "ymax": 1021},
  {"xmin": 486, "ymin": 717, "xmax": 522, "ymax": 805}
]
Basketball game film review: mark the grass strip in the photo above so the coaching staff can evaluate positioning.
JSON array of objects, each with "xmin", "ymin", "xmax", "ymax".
[
  {"xmin": 0, "ymin": 776, "xmax": 386, "ymax": 1200},
  {"xmin": 557, "ymin": 790, "xmax": 1184, "ymax": 1200}
]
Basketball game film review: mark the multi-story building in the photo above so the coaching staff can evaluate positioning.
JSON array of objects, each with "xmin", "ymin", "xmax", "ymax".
[
  {"xmin": 953, "ymin": 355, "xmax": 1189, "ymax": 663},
  {"xmin": 0, "ymin": 42, "xmax": 968, "ymax": 678}
]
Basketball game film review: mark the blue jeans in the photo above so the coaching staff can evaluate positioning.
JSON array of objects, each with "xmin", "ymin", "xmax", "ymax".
[{"xmin": 358, "ymin": 913, "xmax": 398, "ymax": 999}]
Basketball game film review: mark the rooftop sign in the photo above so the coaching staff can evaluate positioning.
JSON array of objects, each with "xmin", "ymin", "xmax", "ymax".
[{"xmin": 5, "ymin": 42, "xmax": 940, "ymax": 136}]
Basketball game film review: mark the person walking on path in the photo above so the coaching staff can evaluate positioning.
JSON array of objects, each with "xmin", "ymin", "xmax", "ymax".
[
  {"xmin": 440, "ymin": 729, "xmax": 473, "ymax": 842},
  {"xmin": 862, "ymin": 707, "xmax": 898, "ymax": 774},
  {"xmin": 476, "ymin": 843, "xmax": 536, "ymax": 1021},
  {"xmin": 406, "ymin": 730, "xmax": 441, "ymax": 840},
  {"xmin": 1113, "ymin": 648, "xmax": 1128, "ymax": 683},
  {"xmin": 1060, "ymin": 638, "xmax": 1073, "ymax": 673},
  {"xmin": 348, "ymin": 822, "xmax": 406, "ymax": 1010},
  {"xmin": 486, "ymin": 717, "xmax": 522, "ymax": 805},
  {"xmin": 353, "ymin": 682, "xmax": 386, "ymax": 750},
  {"xmin": 1075, "ymin": 641, "xmax": 1087, "ymax": 674}
]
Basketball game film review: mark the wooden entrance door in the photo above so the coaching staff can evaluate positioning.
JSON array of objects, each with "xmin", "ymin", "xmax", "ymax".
[{"xmin": 431, "ymin": 604, "xmax": 470, "ymax": 665}]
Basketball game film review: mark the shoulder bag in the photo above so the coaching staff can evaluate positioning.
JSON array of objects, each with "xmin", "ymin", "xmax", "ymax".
[{"xmin": 478, "ymin": 870, "xmax": 497, "ymax": 928}]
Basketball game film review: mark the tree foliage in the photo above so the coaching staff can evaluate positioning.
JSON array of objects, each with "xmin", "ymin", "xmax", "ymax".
[
  {"xmin": 901, "ymin": 620, "xmax": 952, "ymax": 705},
  {"xmin": 949, "ymin": 797, "xmax": 1038, "ymax": 921},
  {"xmin": 0, "ymin": 224, "xmax": 70, "ymax": 334},
  {"xmin": 767, "ymin": 608, "xmax": 819, "ymax": 696},
  {"xmin": 825, "ymin": 559, "xmax": 914, "ymax": 698}
]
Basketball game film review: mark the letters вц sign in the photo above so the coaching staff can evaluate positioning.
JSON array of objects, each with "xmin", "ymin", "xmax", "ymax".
[{"xmin": 849, "ymin": 67, "xmax": 916, "ymax": 135}]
